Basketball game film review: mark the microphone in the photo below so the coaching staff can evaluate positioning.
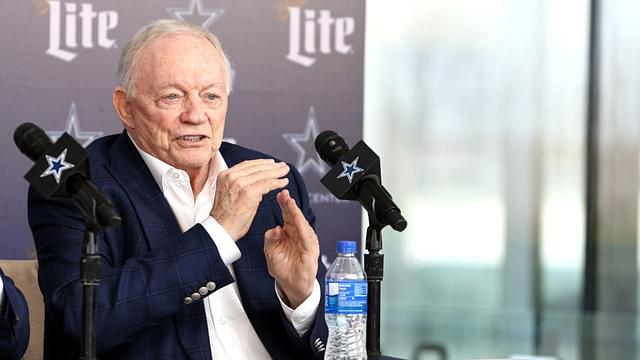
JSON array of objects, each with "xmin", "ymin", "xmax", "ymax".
[
  {"xmin": 14, "ymin": 123, "xmax": 54, "ymax": 162},
  {"xmin": 315, "ymin": 130, "xmax": 407, "ymax": 232},
  {"xmin": 15, "ymin": 122, "xmax": 90, "ymax": 198},
  {"xmin": 14, "ymin": 122, "xmax": 120, "ymax": 227}
]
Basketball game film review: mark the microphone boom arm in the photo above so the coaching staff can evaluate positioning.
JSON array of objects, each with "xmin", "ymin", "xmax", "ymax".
[{"xmin": 357, "ymin": 174, "xmax": 407, "ymax": 232}]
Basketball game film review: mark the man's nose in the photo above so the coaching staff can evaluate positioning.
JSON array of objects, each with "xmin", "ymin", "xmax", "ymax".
[{"xmin": 180, "ymin": 97, "xmax": 207, "ymax": 123}]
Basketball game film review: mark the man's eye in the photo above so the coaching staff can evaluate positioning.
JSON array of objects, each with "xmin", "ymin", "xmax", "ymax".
[
  {"xmin": 157, "ymin": 93, "xmax": 182, "ymax": 106},
  {"xmin": 205, "ymin": 93, "xmax": 219, "ymax": 101}
]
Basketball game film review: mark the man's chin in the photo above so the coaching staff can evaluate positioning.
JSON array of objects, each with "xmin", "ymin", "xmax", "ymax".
[
  {"xmin": 183, "ymin": 158, "xmax": 213, "ymax": 169},
  {"xmin": 170, "ymin": 151, "xmax": 213, "ymax": 168}
]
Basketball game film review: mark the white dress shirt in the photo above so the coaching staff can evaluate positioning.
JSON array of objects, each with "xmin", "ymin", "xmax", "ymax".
[{"xmin": 131, "ymin": 138, "xmax": 320, "ymax": 359}]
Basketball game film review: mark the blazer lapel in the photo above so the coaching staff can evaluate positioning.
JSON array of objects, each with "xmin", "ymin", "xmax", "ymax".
[{"xmin": 105, "ymin": 132, "xmax": 183, "ymax": 250}]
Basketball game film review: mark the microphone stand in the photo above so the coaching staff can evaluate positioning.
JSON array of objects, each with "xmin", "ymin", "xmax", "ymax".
[
  {"xmin": 357, "ymin": 175, "xmax": 404, "ymax": 358},
  {"xmin": 364, "ymin": 217, "xmax": 384, "ymax": 358},
  {"xmin": 69, "ymin": 176, "xmax": 121, "ymax": 360}
]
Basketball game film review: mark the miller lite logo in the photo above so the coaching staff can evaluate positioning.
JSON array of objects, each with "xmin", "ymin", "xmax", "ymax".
[
  {"xmin": 286, "ymin": 7, "xmax": 355, "ymax": 67},
  {"xmin": 46, "ymin": 0, "xmax": 119, "ymax": 62}
]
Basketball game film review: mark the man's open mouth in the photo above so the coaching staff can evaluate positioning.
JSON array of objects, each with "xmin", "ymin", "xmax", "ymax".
[{"xmin": 176, "ymin": 135, "xmax": 206, "ymax": 142}]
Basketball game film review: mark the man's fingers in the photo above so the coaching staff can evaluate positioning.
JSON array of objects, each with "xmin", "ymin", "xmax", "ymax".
[
  {"xmin": 278, "ymin": 190, "xmax": 314, "ymax": 240},
  {"xmin": 253, "ymin": 177, "xmax": 290, "ymax": 197},
  {"xmin": 228, "ymin": 158, "xmax": 277, "ymax": 172},
  {"xmin": 277, "ymin": 190, "xmax": 294, "ymax": 220},
  {"xmin": 221, "ymin": 161, "xmax": 290, "ymax": 190},
  {"xmin": 225, "ymin": 159, "xmax": 288, "ymax": 179},
  {"xmin": 278, "ymin": 190, "xmax": 304, "ymax": 223},
  {"xmin": 244, "ymin": 163, "xmax": 289, "ymax": 185}
]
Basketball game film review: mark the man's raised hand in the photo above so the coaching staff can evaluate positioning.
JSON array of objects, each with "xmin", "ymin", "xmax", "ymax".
[
  {"xmin": 212, "ymin": 159, "xmax": 289, "ymax": 241},
  {"xmin": 264, "ymin": 189, "xmax": 319, "ymax": 308}
]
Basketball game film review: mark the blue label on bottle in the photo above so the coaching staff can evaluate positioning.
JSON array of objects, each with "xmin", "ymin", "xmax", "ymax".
[{"xmin": 325, "ymin": 279, "xmax": 368, "ymax": 314}]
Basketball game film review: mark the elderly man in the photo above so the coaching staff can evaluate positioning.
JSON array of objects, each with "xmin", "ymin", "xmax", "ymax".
[
  {"xmin": 28, "ymin": 19, "xmax": 327, "ymax": 359},
  {"xmin": 0, "ymin": 270, "xmax": 30, "ymax": 360}
]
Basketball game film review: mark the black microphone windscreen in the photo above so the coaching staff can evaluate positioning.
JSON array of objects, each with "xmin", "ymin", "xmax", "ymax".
[
  {"xmin": 315, "ymin": 130, "xmax": 349, "ymax": 166},
  {"xmin": 14, "ymin": 122, "xmax": 53, "ymax": 162}
]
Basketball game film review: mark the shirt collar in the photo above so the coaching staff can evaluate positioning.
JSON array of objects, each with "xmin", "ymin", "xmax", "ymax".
[{"xmin": 127, "ymin": 132, "xmax": 227, "ymax": 191}]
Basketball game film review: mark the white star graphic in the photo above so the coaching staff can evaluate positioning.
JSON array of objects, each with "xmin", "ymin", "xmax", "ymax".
[
  {"xmin": 46, "ymin": 103, "xmax": 103, "ymax": 147},
  {"xmin": 40, "ymin": 149, "xmax": 75, "ymax": 184},
  {"xmin": 282, "ymin": 106, "xmax": 329, "ymax": 176},
  {"xmin": 336, "ymin": 157, "xmax": 364, "ymax": 184},
  {"xmin": 167, "ymin": 0, "xmax": 225, "ymax": 29}
]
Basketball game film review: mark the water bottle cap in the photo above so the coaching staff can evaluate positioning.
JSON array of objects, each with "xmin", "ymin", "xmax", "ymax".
[{"xmin": 336, "ymin": 240, "xmax": 357, "ymax": 253}]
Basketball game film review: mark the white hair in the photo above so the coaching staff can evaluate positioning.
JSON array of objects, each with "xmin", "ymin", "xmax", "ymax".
[{"xmin": 117, "ymin": 19, "xmax": 234, "ymax": 97}]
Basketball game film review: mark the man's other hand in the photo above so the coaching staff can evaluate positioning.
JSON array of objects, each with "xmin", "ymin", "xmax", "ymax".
[{"xmin": 264, "ymin": 190, "xmax": 320, "ymax": 308}]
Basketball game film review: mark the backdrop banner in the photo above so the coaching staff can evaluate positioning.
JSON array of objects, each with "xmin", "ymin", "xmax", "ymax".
[{"xmin": 0, "ymin": 0, "xmax": 365, "ymax": 266}]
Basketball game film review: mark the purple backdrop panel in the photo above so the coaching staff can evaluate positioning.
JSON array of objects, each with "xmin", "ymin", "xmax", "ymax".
[{"xmin": 0, "ymin": 0, "xmax": 364, "ymax": 261}]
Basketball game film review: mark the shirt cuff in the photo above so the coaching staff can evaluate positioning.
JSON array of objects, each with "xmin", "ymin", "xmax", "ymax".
[
  {"xmin": 276, "ymin": 279, "xmax": 321, "ymax": 337},
  {"xmin": 200, "ymin": 217, "xmax": 241, "ymax": 266}
]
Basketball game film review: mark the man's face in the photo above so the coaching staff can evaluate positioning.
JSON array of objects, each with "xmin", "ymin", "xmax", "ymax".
[{"xmin": 123, "ymin": 33, "xmax": 228, "ymax": 172}]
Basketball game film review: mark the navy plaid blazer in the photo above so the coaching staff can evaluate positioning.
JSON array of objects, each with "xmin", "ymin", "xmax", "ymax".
[
  {"xmin": 28, "ymin": 132, "xmax": 328, "ymax": 359},
  {"xmin": 0, "ymin": 270, "xmax": 30, "ymax": 360}
]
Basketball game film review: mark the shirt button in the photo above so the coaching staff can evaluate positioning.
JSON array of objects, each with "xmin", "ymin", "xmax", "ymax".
[
  {"xmin": 206, "ymin": 282, "xmax": 216, "ymax": 291},
  {"xmin": 199, "ymin": 287, "xmax": 208, "ymax": 296},
  {"xmin": 219, "ymin": 317, "xmax": 227, "ymax": 326},
  {"xmin": 183, "ymin": 296, "xmax": 193, "ymax": 305}
]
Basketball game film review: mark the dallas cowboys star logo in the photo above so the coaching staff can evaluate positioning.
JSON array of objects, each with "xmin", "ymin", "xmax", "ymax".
[
  {"xmin": 282, "ymin": 106, "xmax": 329, "ymax": 176},
  {"xmin": 167, "ymin": 0, "xmax": 225, "ymax": 29},
  {"xmin": 40, "ymin": 149, "xmax": 74, "ymax": 184},
  {"xmin": 46, "ymin": 103, "xmax": 103, "ymax": 147},
  {"xmin": 336, "ymin": 157, "xmax": 364, "ymax": 184}
]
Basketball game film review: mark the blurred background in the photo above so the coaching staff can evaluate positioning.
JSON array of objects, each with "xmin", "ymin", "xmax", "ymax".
[{"xmin": 364, "ymin": 0, "xmax": 640, "ymax": 359}]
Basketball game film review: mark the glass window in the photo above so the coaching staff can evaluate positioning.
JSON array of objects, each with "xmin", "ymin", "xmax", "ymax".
[{"xmin": 365, "ymin": 0, "xmax": 588, "ymax": 358}]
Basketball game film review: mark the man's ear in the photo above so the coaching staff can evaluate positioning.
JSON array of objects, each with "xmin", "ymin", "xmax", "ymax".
[{"xmin": 113, "ymin": 87, "xmax": 134, "ymax": 129}]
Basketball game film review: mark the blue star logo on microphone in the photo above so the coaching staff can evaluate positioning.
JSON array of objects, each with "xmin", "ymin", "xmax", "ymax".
[
  {"xmin": 337, "ymin": 157, "xmax": 364, "ymax": 184},
  {"xmin": 40, "ymin": 149, "xmax": 74, "ymax": 184}
]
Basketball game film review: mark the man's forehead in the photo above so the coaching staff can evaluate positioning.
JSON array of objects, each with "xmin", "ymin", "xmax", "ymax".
[
  {"xmin": 135, "ymin": 33, "xmax": 225, "ymax": 81},
  {"xmin": 127, "ymin": 30, "xmax": 228, "ymax": 97},
  {"xmin": 145, "ymin": 32, "xmax": 218, "ymax": 57}
]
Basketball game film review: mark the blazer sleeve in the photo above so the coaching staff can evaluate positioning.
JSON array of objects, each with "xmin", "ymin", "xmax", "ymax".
[
  {"xmin": 280, "ymin": 164, "xmax": 329, "ymax": 359},
  {"xmin": 0, "ymin": 271, "xmax": 30, "ymax": 360},
  {"xmin": 28, "ymin": 184, "xmax": 235, "ymax": 353}
]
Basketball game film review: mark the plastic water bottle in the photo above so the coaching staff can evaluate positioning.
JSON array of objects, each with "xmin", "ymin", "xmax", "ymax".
[{"xmin": 325, "ymin": 240, "xmax": 367, "ymax": 360}]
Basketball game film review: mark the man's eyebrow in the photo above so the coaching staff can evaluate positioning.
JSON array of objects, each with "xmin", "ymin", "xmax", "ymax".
[{"xmin": 154, "ymin": 83, "xmax": 223, "ymax": 92}]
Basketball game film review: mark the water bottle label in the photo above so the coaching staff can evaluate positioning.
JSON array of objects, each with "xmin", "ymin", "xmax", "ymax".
[{"xmin": 325, "ymin": 279, "xmax": 368, "ymax": 314}]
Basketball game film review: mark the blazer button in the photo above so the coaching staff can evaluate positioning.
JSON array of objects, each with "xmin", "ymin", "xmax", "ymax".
[
  {"xmin": 183, "ymin": 296, "xmax": 193, "ymax": 305},
  {"xmin": 206, "ymin": 281, "xmax": 216, "ymax": 291},
  {"xmin": 199, "ymin": 287, "xmax": 208, "ymax": 296},
  {"xmin": 191, "ymin": 292, "xmax": 201, "ymax": 301},
  {"xmin": 313, "ymin": 337, "xmax": 326, "ymax": 352}
]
